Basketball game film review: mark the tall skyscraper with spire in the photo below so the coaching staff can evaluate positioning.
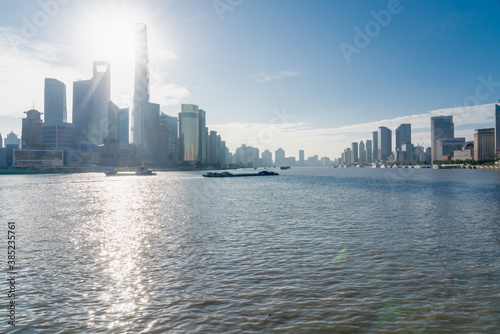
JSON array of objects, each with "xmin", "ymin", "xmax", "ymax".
[{"xmin": 132, "ymin": 23, "xmax": 151, "ymax": 146}]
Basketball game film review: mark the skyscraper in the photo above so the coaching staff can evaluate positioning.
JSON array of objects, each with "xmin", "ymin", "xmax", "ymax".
[
  {"xmin": 275, "ymin": 148, "xmax": 285, "ymax": 166},
  {"xmin": 372, "ymin": 131, "xmax": 378, "ymax": 161},
  {"xmin": 359, "ymin": 140, "xmax": 365, "ymax": 163},
  {"xmin": 198, "ymin": 109, "xmax": 207, "ymax": 163},
  {"xmin": 179, "ymin": 104, "xmax": 199, "ymax": 162},
  {"xmin": 495, "ymin": 102, "xmax": 500, "ymax": 158},
  {"xmin": 351, "ymin": 142, "xmax": 358, "ymax": 164},
  {"xmin": 395, "ymin": 123, "xmax": 411, "ymax": 151},
  {"xmin": 132, "ymin": 23, "xmax": 150, "ymax": 146},
  {"xmin": 299, "ymin": 150, "xmax": 304, "ymax": 165},
  {"xmin": 73, "ymin": 61, "xmax": 111, "ymax": 147},
  {"xmin": 44, "ymin": 78, "xmax": 67, "ymax": 124},
  {"xmin": 160, "ymin": 113, "xmax": 179, "ymax": 162},
  {"xmin": 22, "ymin": 109, "xmax": 43, "ymax": 148},
  {"xmin": 378, "ymin": 126, "xmax": 392, "ymax": 161},
  {"xmin": 474, "ymin": 128, "xmax": 495, "ymax": 161},
  {"xmin": 366, "ymin": 139, "xmax": 372, "ymax": 163},
  {"xmin": 431, "ymin": 116, "xmax": 454, "ymax": 162}
]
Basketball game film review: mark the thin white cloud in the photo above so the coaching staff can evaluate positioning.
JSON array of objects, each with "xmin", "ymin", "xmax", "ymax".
[{"xmin": 252, "ymin": 70, "xmax": 303, "ymax": 82}]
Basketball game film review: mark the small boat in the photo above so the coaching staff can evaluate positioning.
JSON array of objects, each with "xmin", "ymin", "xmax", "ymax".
[
  {"xmin": 280, "ymin": 166, "xmax": 291, "ymax": 170},
  {"xmin": 105, "ymin": 166, "xmax": 156, "ymax": 176},
  {"xmin": 203, "ymin": 170, "xmax": 279, "ymax": 178}
]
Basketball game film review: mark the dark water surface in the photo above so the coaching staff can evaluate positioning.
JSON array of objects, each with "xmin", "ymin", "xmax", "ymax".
[{"xmin": 1, "ymin": 167, "xmax": 499, "ymax": 333}]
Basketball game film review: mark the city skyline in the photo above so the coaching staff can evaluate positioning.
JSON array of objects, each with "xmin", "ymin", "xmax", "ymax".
[{"xmin": 1, "ymin": 0, "xmax": 499, "ymax": 157}]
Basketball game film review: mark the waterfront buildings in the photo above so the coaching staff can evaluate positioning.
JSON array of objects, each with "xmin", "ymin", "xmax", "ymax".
[
  {"xmin": 262, "ymin": 150, "xmax": 273, "ymax": 167},
  {"xmin": 275, "ymin": 148, "xmax": 285, "ymax": 166},
  {"xmin": 299, "ymin": 150, "xmax": 304, "ymax": 165},
  {"xmin": 22, "ymin": 109, "xmax": 43, "ymax": 148},
  {"xmin": 44, "ymin": 78, "xmax": 67, "ymax": 124},
  {"xmin": 73, "ymin": 61, "xmax": 111, "ymax": 147},
  {"xmin": 395, "ymin": 123, "xmax": 411, "ymax": 151},
  {"xmin": 359, "ymin": 141, "xmax": 365, "ymax": 163},
  {"xmin": 351, "ymin": 142, "xmax": 358, "ymax": 164},
  {"xmin": 431, "ymin": 116, "xmax": 454, "ymax": 162},
  {"xmin": 378, "ymin": 126, "xmax": 392, "ymax": 161},
  {"xmin": 453, "ymin": 142, "xmax": 474, "ymax": 161},
  {"xmin": 5, "ymin": 132, "xmax": 20, "ymax": 148},
  {"xmin": 179, "ymin": 104, "xmax": 200, "ymax": 162},
  {"xmin": 198, "ymin": 109, "xmax": 208, "ymax": 163},
  {"xmin": 474, "ymin": 128, "xmax": 495, "ymax": 161},
  {"xmin": 372, "ymin": 131, "xmax": 378, "ymax": 161},
  {"xmin": 366, "ymin": 139, "xmax": 372, "ymax": 163},
  {"xmin": 436, "ymin": 138, "xmax": 465, "ymax": 160}
]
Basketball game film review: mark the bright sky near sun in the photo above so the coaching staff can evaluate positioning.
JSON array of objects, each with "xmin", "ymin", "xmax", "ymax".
[{"xmin": 1, "ymin": 0, "xmax": 499, "ymax": 158}]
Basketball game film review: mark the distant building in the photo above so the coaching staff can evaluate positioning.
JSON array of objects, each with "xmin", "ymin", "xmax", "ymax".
[
  {"xmin": 42, "ymin": 123, "xmax": 75, "ymax": 149},
  {"xmin": 159, "ymin": 113, "xmax": 179, "ymax": 163},
  {"xmin": 436, "ymin": 138, "xmax": 465, "ymax": 160},
  {"xmin": 275, "ymin": 148, "xmax": 285, "ymax": 166},
  {"xmin": 22, "ymin": 109, "xmax": 43, "ymax": 148},
  {"xmin": 431, "ymin": 116, "xmax": 454, "ymax": 162},
  {"xmin": 401, "ymin": 143, "xmax": 415, "ymax": 162},
  {"xmin": 351, "ymin": 142, "xmax": 358, "ymax": 163},
  {"xmin": 453, "ymin": 142, "xmax": 474, "ymax": 161},
  {"xmin": 474, "ymin": 128, "xmax": 495, "ymax": 161},
  {"xmin": 235, "ymin": 144, "xmax": 259, "ymax": 167},
  {"xmin": 299, "ymin": 150, "xmax": 304, "ymax": 165},
  {"xmin": 359, "ymin": 141, "xmax": 365, "ymax": 163},
  {"xmin": 5, "ymin": 132, "xmax": 20, "ymax": 148},
  {"xmin": 366, "ymin": 139, "xmax": 372, "ymax": 163},
  {"xmin": 378, "ymin": 126, "xmax": 392, "ymax": 161},
  {"xmin": 179, "ymin": 104, "xmax": 199, "ymax": 162},
  {"xmin": 0, "ymin": 132, "xmax": 2, "ymax": 148},
  {"xmin": 372, "ymin": 131, "xmax": 378, "ymax": 161},
  {"xmin": 198, "ymin": 109, "xmax": 208, "ymax": 163},
  {"xmin": 262, "ymin": 149, "xmax": 273, "ymax": 167},
  {"xmin": 395, "ymin": 123, "xmax": 411, "ymax": 151},
  {"xmin": 344, "ymin": 148, "xmax": 351, "ymax": 165},
  {"xmin": 73, "ymin": 61, "xmax": 111, "ymax": 148},
  {"xmin": 44, "ymin": 78, "xmax": 67, "ymax": 124},
  {"xmin": 13, "ymin": 149, "xmax": 64, "ymax": 167}
]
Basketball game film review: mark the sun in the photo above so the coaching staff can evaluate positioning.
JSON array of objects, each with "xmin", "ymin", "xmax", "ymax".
[{"xmin": 76, "ymin": 4, "xmax": 148, "ymax": 73}]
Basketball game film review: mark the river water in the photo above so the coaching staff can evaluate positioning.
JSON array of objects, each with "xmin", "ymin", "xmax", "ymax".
[{"xmin": 0, "ymin": 167, "xmax": 499, "ymax": 333}]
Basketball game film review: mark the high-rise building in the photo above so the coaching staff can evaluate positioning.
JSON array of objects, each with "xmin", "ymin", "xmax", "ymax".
[
  {"xmin": 198, "ymin": 109, "xmax": 207, "ymax": 163},
  {"xmin": 431, "ymin": 116, "xmax": 454, "ymax": 162},
  {"xmin": 179, "ymin": 104, "xmax": 199, "ymax": 162},
  {"xmin": 359, "ymin": 141, "xmax": 365, "ymax": 163},
  {"xmin": 22, "ymin": 109, "xmax": 43, "ymax": 148},
  {"xmin": 275, "ymin": 148, "xmax": 285, "ymax": 166},
  {"xmin": 344, "ymin": 148, "xmax": 351, "ymax": 165},
  {"xmin": 366, "ymin": 139, "xmax": 372, "ymax": 163},
  {"xmin": 132, "ymin": 23, "xmax": 150, "ymax": 146},
  {"xmin": 0, "ymin": 132, "xmax": 2, "ymax": 148},
  {"xmin": 42, "ymin": 123, "xmax": 75, "ymax": 149},
  {"xmin": 495, "ymin": 102, "xmax": 500, "ymax": 158},
  {"xmin": 299, "ymin": 150, "xmax": 304, "ymax": 165},
  {"xmin": 5, "ymin": 132, "xmax": 20, "ymax": 148},
  {"xmin": 351, "ymin": 142, "xmax": 358, "ymax": 164},
  {"xmin": 208, "ymin": 130, "xmax": 218, "ymax": 164},
  {"xmin": 160, "ymin": 113, "xmax": 179, "ymax": 162},
  {"xmin": 372, "ymin": 131, "xmax": 378, "ymax": 161},
  {"xmin": 44, "ymin": 78, "xmax": 67, "ymax": 124},
  {"xmin": 262, "ymin": 150, "xmax": 273, "ymax": 166},
  {"xmin": 73, "ymin": 62, "xmax": 111, "ymax": 147},
  {"xmin": 474, "ymin": 128, "xmax": 495, "ymax": 161},
  {"xmin": 395, "ymin": 123, "xmax": 411, "ymax": 151},
  {"xmin": 378, "ymin": 126, "xmax": 392, "ymax": 161}
]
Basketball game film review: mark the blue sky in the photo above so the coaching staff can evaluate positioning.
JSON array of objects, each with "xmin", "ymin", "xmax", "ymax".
[{"xmin": 0, "ymin": 0, "xmax": 499, "ymax": 158}]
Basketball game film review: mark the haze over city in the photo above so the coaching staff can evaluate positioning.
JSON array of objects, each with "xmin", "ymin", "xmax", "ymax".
[{"xmin": 1, "ymin": 0, "xmax": 499, "ymax": 158}]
